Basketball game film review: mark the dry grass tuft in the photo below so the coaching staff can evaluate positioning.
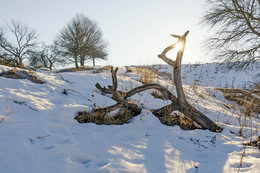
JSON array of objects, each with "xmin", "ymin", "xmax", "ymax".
[
  {"xmin": 0, "ymin": 69, "xmax": 45, "ymax": 84},
  {"xmin": 58, "ymin": 66, "xmax": 112, "ymax": 73},
  {"xmin": 217, "ymin": 88, "xmax": 260, "ymax": 116},
  {"xmin": 130, "ymin": 66, "xmax": 159, "ymax": 84}
]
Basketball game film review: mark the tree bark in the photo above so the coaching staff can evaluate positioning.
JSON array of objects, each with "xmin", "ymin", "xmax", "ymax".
[
  {"xmin": 125, "ymin": 83, "xmax": 177, "ymax": 101},
  {"xmin": 174, "ymin": 34, "xmax": 188, "ymax": 107},
  {"xmin": 157, "ymin": 31, "xmax": 222, "ymax": 132},
  {"xmin": 75, "ymin": 102, "xmax": 141, "ymax": 124},
  {"xmin": 74, "ymin": 55, "xmax": 79, "ymax": 69},
  {"xmin": 75, "ymin": 66, "xmax": 142, "ymax": 124},
  {"xmin": 75, "ymin": 31, "xmax": 222, "ymax": 132},
  {"xmin": 93, "ymin": 65, "xmax": 222, "ymax": 131},
  {"xmin": 18, "ymin": 56, "xmax": 23, "ymax": 68},
  {"xmin": 93, "ymin": 57, "xmax": 95, "ymax": 66},
  {"xmin": 49, "ymin": 63, "xmax": 53, "ymax": 70},
  {"xmin": 80, "ymin": 57, "xmax": 85, "ymax": 67}
]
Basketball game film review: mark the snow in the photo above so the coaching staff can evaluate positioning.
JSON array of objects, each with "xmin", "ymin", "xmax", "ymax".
[
  {"xmin": 152, "ymin": 63, "xmax": 260, "ymax": 89},
  {"xmin": 0, "ymin": 64, "xmax": 259, "ymax": 173}
]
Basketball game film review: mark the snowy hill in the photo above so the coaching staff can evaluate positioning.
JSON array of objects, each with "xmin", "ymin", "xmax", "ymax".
[
  {"xmin": 151, "ymin": 63, "xmax": 260, "ymax": 89},
  {"xmin": 0, "ymin": 63, "xmax": 259, "ymax": 173}
]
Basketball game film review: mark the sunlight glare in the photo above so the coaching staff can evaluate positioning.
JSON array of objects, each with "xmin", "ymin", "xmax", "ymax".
[{"xmin": 175, "ymin": 42, "xmax": 183, "ymax": 50}]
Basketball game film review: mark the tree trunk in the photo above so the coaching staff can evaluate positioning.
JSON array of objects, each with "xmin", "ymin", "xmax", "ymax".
[
  {"xmin": 43, "ymin": 57, "xmax": 48, "ymax": 69},
  {"xmin": 74, "ymin": 55, "xmax": 79, "ymax": 69},
  {"xmin": 49, "ymin": 63, "xmax": 53, "ymax": 70},
  {"xmin": 93, "ymin": 57, "xmax": 95, "ymax": 66},
  {"xmin": 174, "ymin": 37, "xmax": 187, "ymax": 107},
  {"xmin": 80, "ymin": 57, "xmax": 85, "ymax": 67},
  {"xmin": 157, "ymin": 31, "xmax": 222, "ymax": 132},
  {"xmin": 18, "ymin": 56, "xmax": 23, "ymax": 68}
]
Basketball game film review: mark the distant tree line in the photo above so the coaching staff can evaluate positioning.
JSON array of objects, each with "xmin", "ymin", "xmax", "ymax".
[{"xmin": 0, "ymin": 14, "xmax": 108, "ymax": 69}]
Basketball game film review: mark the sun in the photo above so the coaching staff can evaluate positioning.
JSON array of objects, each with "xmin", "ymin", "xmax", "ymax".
[{"xmin": 175, "ymin": 42, "xmax": 183, "ymax": 50}]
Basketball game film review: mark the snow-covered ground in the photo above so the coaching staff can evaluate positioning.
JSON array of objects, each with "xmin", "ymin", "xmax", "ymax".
[
  {"xmin": 152, "ymin": 63, "xmax": 260, "ymax": 89},
  {"xmin": 0, "ymin": 64, "xmax": 259, "ymax": 173}
]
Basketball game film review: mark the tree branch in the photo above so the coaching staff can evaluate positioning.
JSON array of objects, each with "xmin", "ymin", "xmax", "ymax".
[
  {"xmin": 125, "ymin": 83, "xmax": 177, "ymax": 101},
  {"xmin": 232, "ymin": 0, "xmax": 260, "ymax": 36}
]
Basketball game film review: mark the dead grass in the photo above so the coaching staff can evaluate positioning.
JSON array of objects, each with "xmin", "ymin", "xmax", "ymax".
[
  {"xmin": 217, "ymin": 88, "xmax": 260, "ymax": 116},
  {"xmin": 0, "ymin": 69, "xmax": 45, "ymax": 84},
  {"xmin": 58, "ymin": 66, "xmax": 112, "ymax": 73},
  {"xmin": 156, "ymin": 111, "xmax": 199, "ymax": 130},
  {"xmin": 127, "ymin": 66, "xmax": 159, "ymax": 84},
  {"xmin": 138, "ymin": 67, "xmax": 157, "ymax": 84}
]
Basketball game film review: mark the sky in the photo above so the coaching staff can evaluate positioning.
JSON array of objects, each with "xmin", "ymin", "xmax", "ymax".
[{"xmin": 0, "ymin": 0, "xmax": 210, "ymax": 67}]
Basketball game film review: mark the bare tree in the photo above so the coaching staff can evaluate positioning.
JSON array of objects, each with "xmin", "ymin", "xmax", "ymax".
[
  {"xmin": 78, "ymin": 14, "xmax": 108, "ymax": 67},
  {"xmin": 201, "ymin": 0, "xmax": 260, "ymax": 68},
  {"xmin": 28, "ymin": 43, "xmax": 64, "ymax": 70},
  {"xmin": 0, "ymin": 20, "xmax": 38, "ymax": 68},
  {"xmin": 89, "ymin": 43, "xmax": 107, "ymax": 66},
  {"xmin": 55, "ymin": 14, "xmax": 108, "ymax": 68}
]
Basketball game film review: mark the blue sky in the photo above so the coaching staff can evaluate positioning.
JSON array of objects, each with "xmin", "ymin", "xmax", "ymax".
[{"xmin": 0, "ymin": 0, "xmax": 209, "ymax": 66}]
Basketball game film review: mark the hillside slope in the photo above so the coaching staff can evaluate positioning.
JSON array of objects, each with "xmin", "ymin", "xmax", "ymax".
[
  {"xmin": 0, "ymin": 64, "xmax": 259, "ymax": 173},
  {"xmin": 151, "ymin": 63, "xmax": 260, "ymax": 89}
]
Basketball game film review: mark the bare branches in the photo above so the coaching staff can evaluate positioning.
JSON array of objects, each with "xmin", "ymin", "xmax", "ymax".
[
  {"xmin": 96, "ymin": 75, "xmax": 177, "ymax": 102},
  {"xmin": 55, "ymin": 14, "xmax": 108, "ymax": 68},
  {"xmin": 75, "ymin": 66, "xmax": 142, "ymax": 124},
  {"xmin": 158, "ymin": 31, "xmax": 189, "ymax": 67},
  {"xmin": 156, "ymin": 31, "xmax": 222, "ymax": 132},
  {"xmin": 125, "ymin": 84, "xmax": 177, "ymax": 101},
  {"xmin": 95, "ymin": 83, "xmax": 112, "ymax": 95},
  {"xmin": 0, "ymin": 20, "xmax": 38, "ymax": 68},
  {"xmin": 202, "ymin": 0, "xmax": 260, "ymax": 68},
  {"xmin": 158, "ymin": 43, "xmax": 176, "ymax": 66},
  {"xmin": 110, "ymin": 67, "xmax": 119, "ymax": 91},
  {"xmin": 231, "ymin": 0, "xmax": 260, "ymax": 36},
  {"xmin": 87, "ymin": 28, "xmax": 221, "ymax": 131},
  {"xmin": 108, "ymin": 67, "xmax": 123, "ymax": 102},
  {"xmin": 158, "ymin": 31, "xmax": 189, "ymax": 105},
  {"xmin": 170, "ymin": 34, "xmax": 181, "ymax": 39}
]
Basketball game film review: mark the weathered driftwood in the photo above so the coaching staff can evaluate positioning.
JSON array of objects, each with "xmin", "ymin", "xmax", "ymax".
[
  {"xmin": 75, "ymin": 67, "xmax": 142, "ymax": 125},
  {"xmin": 156, "ymin": 31, "xmax": 222, "ymax": 132},
  {"xmin": 75, "ymin": 31, "xmax": 222, "ymax": 132},
  {"xmin": 75, "ymin": 102, "xmax": 141, "ymax": 124},
  {"xmin": 95, "ymin": 79, "xmax": 220, "ymax": 131}
]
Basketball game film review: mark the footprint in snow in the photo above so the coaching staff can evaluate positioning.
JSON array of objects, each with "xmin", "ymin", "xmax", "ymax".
[
  {"xmin": 73, "ymin": 158, "xmax": 110, "ymax": 169},
  {"xmin": 96, "ymin": 160, "xmax": 110, "ymax": 167},
  {"xmin": 28, "ymin": 135, "xmax": 55, "ymax": 150},
  {"xmin": 230, "ymin": 162, "xmax": 253, "ymax": 169},
  {"xmin": 73, "ymin": 159, "xmax": 92, "ymax": 168}
]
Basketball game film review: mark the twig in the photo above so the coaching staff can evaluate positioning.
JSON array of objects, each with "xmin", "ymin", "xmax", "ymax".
[
  {"xmin": 0, "ymin": 111, "xmax": 11, "ymax": 123},
  {"xmin": 237, "ymin": 145, "xmax": 247, "ymax": 173},
  {"xmin": 52, "ymin": 66, "xmax": 72, "ymax": 83}
]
